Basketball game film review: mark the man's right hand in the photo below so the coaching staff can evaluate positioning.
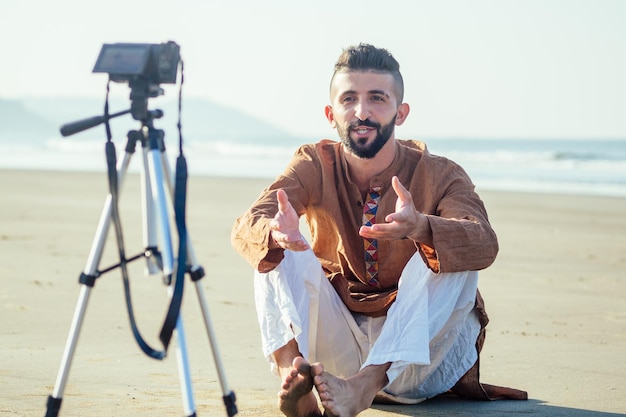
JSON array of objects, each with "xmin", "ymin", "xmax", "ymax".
[{"xmin": 269, "ymin": 189, "xmax": 310, "ymax": 251}]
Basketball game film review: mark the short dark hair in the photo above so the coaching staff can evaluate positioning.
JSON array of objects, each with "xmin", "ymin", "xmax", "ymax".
[{"xmin": 331, "ymin": 43, "xmax": 404, "ymax": 103}]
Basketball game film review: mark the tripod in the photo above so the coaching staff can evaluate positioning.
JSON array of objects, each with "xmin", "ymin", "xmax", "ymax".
[{"xmin": 44, "ymin": 108, "xmax": 237, "ymax": 416}]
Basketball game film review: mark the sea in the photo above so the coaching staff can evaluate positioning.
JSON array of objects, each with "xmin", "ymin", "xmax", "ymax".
[{"xmin": 1, "ymin": 131, "xmax": 625, "ymax": 198}]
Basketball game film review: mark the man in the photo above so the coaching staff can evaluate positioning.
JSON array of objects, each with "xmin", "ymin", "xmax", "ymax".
[{"xmin": 232, "ymin": 44, "xmax": 526, "ymax": 417}]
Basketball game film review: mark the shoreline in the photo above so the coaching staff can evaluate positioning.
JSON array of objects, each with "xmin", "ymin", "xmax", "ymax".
[
  {"xmin": 3, "ymin": 166, "xmax": 626, "ymax": 200},
  {"xmin": 2, "ymin": 169, "xmax": 625, "ymax": 416}
]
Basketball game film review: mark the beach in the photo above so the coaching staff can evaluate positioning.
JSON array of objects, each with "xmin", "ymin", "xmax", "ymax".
[{"xmin": 1, "ymin": 168, "xmax": 625, "ymax": 416}]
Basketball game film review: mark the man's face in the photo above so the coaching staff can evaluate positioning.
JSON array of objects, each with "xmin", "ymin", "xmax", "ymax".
[{"xmin": 326, "ymin": 71, "xmax": 405, "ymax": 159}]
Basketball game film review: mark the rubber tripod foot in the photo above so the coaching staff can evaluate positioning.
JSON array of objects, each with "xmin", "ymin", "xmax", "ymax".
[{"xmin": 45, "ymin": 395, "xmax": 62, "ymax": 417}]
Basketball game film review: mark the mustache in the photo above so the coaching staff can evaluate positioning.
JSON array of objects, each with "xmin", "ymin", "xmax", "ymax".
[{"xmin": 348, "ymin": 119, "xmax": 380, "ymax": 130}]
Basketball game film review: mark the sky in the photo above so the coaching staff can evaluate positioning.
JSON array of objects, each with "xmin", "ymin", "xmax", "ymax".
[{"xmin": 1, "ymin": 0, "xmax": 625, "ymax": 140}]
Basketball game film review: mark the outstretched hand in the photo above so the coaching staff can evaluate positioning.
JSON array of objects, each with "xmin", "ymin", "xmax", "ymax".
[
  {"xmin": 270, "ymin": 189, "xmax": 309, "ymax": 251},
  {"xmin": 359, "ymin": 176, "xmax": 430, "ymax": 243}
]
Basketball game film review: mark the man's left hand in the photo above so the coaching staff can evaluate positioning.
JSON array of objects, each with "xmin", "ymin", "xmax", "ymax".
[{"xmin": 359, "ymin": 176, "xmax": 431, "ymax": 244}]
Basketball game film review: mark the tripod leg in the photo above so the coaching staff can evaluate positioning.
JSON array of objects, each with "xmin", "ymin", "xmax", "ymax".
[
  {"xmin": 140, "ymin": 145, "xmax": 161, "ymax": 276},
  {"xmin": 45, "ymin": 286, "xmax": 91, "ymax": 417},
  {"xmin": 157, "ymin": 135, "xmax": 237, "ymax": 416},
  {"xmin": 45, "ymin": 141, "xmax": 136, "ymax": 417},
  {"xmin": 145, "ymin": 131, "xmax": 198, "ymax": 416},
  {"xmin": 146, "ymin": 147, "xmax": 175, "ymax": 279},
  {"xmin": 174, "ymin": 316, "xmax": 196, "ymax": 416},
  {"xmin": 193, "ymin": 280, "xmax": 238, "ymax": 417}
]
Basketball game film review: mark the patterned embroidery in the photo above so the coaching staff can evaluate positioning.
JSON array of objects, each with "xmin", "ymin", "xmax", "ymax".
[{"xmin": 362, "ymin": 186, "xmax": 382, "ymax": 287}]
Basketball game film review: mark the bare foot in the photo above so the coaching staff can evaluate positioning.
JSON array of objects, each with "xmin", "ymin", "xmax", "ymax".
[
  {"xmin": 311, "ymin": 362, "xmax": 389, "ymax": 417},
  {"xmin": 278, "ymin": 357, "xmax": 322, "ymax": 417}
]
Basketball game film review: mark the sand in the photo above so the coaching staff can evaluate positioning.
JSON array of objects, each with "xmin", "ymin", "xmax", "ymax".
[{"xmin": 1, "ymin": 168, "xmax": 625, "ymax": 416}]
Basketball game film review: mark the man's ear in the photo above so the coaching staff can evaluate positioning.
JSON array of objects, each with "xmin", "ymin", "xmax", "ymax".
[
  {"xmin": 325, "ymin": 105, "xmax": 337, "ymax": 128},
  {"xmin": 395, "ymin": 103, "xmax": 410, "ymax": 126}
]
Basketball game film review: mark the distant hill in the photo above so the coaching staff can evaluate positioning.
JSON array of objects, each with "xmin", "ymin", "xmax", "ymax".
[
  {"xmin": 0, "ymin": 99, "xmax": 56, "ymax": 135},
  {"xmin": 0, "ymin": 96, "xmax": 293, "ymax": 143}
]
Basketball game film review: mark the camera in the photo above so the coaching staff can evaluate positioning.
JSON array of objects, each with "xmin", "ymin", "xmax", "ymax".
[
  {"xmin": 92, "ymin": 41, "xmax": 181, "ymax": 121},
  {"xmin": 93, "ymin": 41, "xmax": 180, "ymax": 85}
]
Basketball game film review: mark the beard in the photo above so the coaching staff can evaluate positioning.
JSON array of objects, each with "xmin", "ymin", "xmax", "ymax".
[{"xmin": 337, "ymin": 115, "xmax": 397, "ymax": 159}]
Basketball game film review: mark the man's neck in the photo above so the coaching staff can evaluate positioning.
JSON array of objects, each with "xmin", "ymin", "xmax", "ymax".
[{"xmin": 344, "ymin": 139, "xmax": 397, "ymax": 193}]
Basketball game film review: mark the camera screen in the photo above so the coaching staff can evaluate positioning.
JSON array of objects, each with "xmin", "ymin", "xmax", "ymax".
[{"xmin": 93, "ymin": 44, "xmax": 151, "ymax": 76}]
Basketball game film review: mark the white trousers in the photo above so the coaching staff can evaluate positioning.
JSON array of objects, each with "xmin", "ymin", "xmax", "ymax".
[{"xmin": 254, "ymin": 249, "xmax": 481, "ymax": 399}]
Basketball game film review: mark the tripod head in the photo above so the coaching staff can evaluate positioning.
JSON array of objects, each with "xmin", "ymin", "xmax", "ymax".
[
  {"xmin": 128, "ymin": 78, "xmax": 163, "ymax": 123},
  {"xmin": 59, "ymin": 41, "xmax": 180, "ymax": 136}
]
